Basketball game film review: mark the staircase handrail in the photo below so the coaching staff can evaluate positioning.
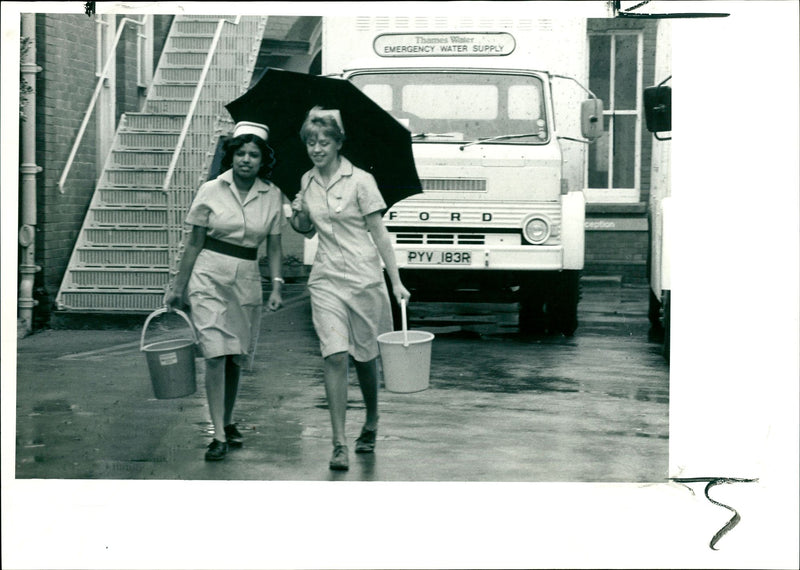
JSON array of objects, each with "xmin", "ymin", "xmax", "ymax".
[
  {"xmin": 57, "ymin": 15, "xmax": 148, "ymax": 194},
  {"xmin": 161, "ymin": 15, "xmax": 241, "ymax": 194}
]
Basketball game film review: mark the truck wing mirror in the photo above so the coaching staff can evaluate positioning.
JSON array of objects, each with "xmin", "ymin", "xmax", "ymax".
[
  {"xmin": 580, "ymin": 99, "xmax": 604, "ymax": 140},
  {"xmin": 644, "ymin": 84, "xmax": 671, "ymax": 133}
]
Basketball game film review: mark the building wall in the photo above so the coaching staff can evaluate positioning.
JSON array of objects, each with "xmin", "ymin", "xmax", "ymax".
[
  {"xmin": 584, "ymin": 18, "xmax": 660, "ymax": 282},
  {"xmin": 26, "ymin": 13, "xmax": 663, "ymax": 327},
  {"xmin": 34, "ymin": 14, "xmax": 100, "ymax": 322},
  {"xmin": 31, "ymin": 14, "xmax": 170, "ymax": 325}
]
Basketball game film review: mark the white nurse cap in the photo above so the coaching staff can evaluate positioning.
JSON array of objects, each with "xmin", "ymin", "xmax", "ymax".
[
  {"xmin": 308, "ymin": 107, "xmax": 345, "ymax": 136},
  {"xmin": 232, "ymin": 121, "xmax": 269, "ymax": 141}
]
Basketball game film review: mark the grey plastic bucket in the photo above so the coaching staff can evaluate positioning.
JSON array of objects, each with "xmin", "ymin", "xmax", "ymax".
[
  {"xmin": 377, "ymin": 299, "xmax": 434, "ymax": 393},
  {"xmin": 140, "ymin": 308, "xmax": 198, "ymax": 399}
]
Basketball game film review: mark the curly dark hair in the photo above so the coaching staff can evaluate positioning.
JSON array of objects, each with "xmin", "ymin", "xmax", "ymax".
[{"xmin": 220, "ymin": 133, "xmax": 277, "ymax": 180}]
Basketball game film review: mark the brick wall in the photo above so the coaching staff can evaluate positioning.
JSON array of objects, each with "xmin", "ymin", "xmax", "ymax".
[
  {"xmin": 32, "ymin": 14, "xmax": 146, "ymax": 324},
  {"xmin": 584, "ymin": 231, "xmax": 649, "ymax": 282},
  {"xmin": 34, "ymin": 13, "xmax": 99, "ymax": 319}
]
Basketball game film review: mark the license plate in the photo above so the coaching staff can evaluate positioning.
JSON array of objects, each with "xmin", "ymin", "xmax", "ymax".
[{"xmin": 407, "ymin": 251, "xmax": 472, "ymax": 265}]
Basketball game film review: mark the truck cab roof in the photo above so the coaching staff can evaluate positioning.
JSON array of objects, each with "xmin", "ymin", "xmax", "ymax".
[{"xmin": 336, "ymin": 57, "xmax": 554, "ymax": 78}]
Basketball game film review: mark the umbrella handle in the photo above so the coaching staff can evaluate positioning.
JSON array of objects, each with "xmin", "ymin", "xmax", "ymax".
[{"xmin": 400, "ymin": 297, "xmax": 408, "ymax": 347}]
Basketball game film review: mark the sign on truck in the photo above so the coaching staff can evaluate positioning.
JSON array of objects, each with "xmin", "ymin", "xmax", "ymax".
[{"xmin": 312, "ymin": 17, "xmax": 603, "ymax": 335}]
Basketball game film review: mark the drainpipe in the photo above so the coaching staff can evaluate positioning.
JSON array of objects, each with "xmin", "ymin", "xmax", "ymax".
[{"xmin": 18, "ymin": 13, "xmax": 42, "ymax": 337}]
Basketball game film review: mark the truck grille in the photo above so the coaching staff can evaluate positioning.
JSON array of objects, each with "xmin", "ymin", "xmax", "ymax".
[
  {"xmin": 395, "ymin": 233, "xmax": 486, "ymax": 245},
  {"xmin": 421, "ymin": 178, "xmax": 486, "ymax": 192}
]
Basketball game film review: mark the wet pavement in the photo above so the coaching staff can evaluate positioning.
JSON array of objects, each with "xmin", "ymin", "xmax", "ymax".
[{"xmin": 14, "ymin": 277, "xmax": 669, "ymax": 482}]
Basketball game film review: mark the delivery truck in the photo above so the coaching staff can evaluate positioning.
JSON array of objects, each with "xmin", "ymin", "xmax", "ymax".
[{"xmin": 311, "ymin": 16, "xmax": 603, "ymax": 335}]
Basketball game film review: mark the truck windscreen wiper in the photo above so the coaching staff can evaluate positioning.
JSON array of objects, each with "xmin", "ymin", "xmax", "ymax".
[
  {"xmin": 459, "ymin": 132, "xmax": 542, "ymax": 150},
  {"xmin": 412, "ymin": 132, "xmax": 461, "ymax": 140}
]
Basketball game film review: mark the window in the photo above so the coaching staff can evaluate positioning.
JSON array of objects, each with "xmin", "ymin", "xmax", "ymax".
[{"xmin": 587, "ymin": 31, "xmax": 642, "ymax": 202}]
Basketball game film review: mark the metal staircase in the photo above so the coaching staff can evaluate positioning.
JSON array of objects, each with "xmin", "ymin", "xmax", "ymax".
[{"xmin": 55, "ymin": 14, "xmax": 267, "ymax": 313}]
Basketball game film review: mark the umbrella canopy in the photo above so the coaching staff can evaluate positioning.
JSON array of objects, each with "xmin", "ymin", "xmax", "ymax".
[{"xmin": 225, "ymin": 67, "xmax": 422, "ymax": 207}]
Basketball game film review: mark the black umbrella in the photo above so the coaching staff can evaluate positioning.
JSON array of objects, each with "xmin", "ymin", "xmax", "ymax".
[{"xmin": 225, "ymin": 67, "xmax": 422, "ymax": 207}]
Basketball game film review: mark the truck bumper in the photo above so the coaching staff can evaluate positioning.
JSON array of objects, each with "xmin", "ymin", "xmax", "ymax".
[{"xmin": 393, "ymin": 244, "xmax": 566, "ymax": 271}]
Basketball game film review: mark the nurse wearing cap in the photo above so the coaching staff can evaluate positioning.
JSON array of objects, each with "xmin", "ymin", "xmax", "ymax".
[
  {"xmin": 291, "ymin": 106, "xmax": 411, "ymax": 471},
  {"xmin": 165, "ymin": 121, "xmax": 285, "ymax": 461}
]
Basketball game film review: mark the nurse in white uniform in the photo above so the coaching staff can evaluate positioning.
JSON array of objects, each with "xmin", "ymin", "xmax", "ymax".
[
  {"xmin": 165, "ymin": 121, "xmax": 285, "ymax": 461},
  {"xmin": 291, "ymin": 107, "xmax": 411, "ymax": 471}
]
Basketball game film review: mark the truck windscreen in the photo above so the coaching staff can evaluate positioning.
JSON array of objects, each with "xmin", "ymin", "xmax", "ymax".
[{"xmin": 350, "ymin": 71, "xmax": 548, "ymax": 143}]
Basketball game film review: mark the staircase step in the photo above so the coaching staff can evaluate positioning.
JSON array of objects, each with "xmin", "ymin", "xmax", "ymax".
[
  {"xmin": 110, "ymin": 149, "xmax": 181, "ymax": 168},
  {"xmin": 117, "ymin": 131, "xmax": 181, "ymax": 149},
  {"xmin": 172, "ymin": 20, "xmax": 223, "ymax": 35},
  {"xmin": 91, "ymin": 207, "xmax": 168, "ymax": 227},
  {"xmin": 162, "ymin": 51, "xmax": 209, "ymax": 66},
  {"xmin": 69, "ymin": 268, "xmax": 170, "ymax": 289},
  {"xmin": 150, "ymin": 84, "xmax": 202, "ymax": 99},
  {"xmin": 105, "ymin": 168, "xmax": 170, "ymax": 187},
  {"xmin": 98, "ymin": 189, "xmax": 167, "ymax": 206},
  {"xmin": 149, "ymin": 83, "xmax": 242, "ymax": 100},
  {"xmin": 143, "ymin": 99, "xmax": 223, "ymax": 115},
  {"xmin": 57, "ymin": 291, "xmax": 165, "ymax": 313},
  {"xmin": 85, "ymin": 228, "xmax": 168, "ymax": 247},
  {"xmin": 161, "ymin": 50, "xmax": 257, "ymax": 69},
  {"xmin": 102, "ymin": 170, "xmax": 206, "ymax": 189},
  {"xmin": 178, "ymin": 14, "xmax": 239, "ymax": 20},
  {"xmin": 158, "ymin": 67, "xmax": 204, "ymax": 82},
  {"xmin": 168, "ymin": 36, "xmax": 215, "ymax": 51},
  {"xmin": 124, "ymin": 113, "xmax": 186, "ymax": 131},
  {"xmin": 77, "ymin": 246, "xmax": 170, "ymax": 268},
  {"xmin": 115, "ymin": 132, "xmax": 215, "ymax": 152}
]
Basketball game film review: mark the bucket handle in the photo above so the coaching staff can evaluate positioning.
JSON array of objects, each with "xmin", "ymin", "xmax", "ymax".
[
  {"xmin": 140, "ymin": 307, "xmax": 198, "ymax": 351},
  {"xmin": 400, "ymin": 298, "xmax": 409, "ymax": 347}
]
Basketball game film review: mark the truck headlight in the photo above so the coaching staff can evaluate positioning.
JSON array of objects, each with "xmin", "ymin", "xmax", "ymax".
[{"xmin": 522, "ymin": 216, "xmax": 550, "ymax": 244}]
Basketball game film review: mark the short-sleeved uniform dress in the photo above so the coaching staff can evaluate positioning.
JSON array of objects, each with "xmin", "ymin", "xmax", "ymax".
[
  {"xmin": 296, "ymin": 157, "xmax": 393, "ymax": 362},
  {"xmin": 184, "ymin": 168, "xmax": 283, "ymax": 364}
]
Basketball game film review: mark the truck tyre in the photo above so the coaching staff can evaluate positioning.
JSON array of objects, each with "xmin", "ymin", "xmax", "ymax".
[
  {"xmin": 549, "ymin": 270, "xmax": 580, "ymax": 336},
  {"xmin": 518, "ymin": 275, "xmax": 547, "ymax": 335},
  {"xmin": 648, "ymin": 289, "xmax": 663, "ymax": 329}
]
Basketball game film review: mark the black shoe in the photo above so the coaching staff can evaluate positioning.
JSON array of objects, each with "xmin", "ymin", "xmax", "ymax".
[
  {"xmin": 329, "ymin": 444, "xmax": 349, "ymax": 471},
  {"xmin": 205, "ymin": 439, "xmax": 228, "ymax": 461},
  {"xmin": 355, "ymin": 426, "xmax": 377, "ymax": 454},
  {"xmin": 224, "ymin": 424, "xmax": 243, "ymax": 448}
]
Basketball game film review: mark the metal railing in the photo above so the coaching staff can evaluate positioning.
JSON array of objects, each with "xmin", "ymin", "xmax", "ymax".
[
  {"xmin": 163, "ymin": 16, "xmax": 243, "ymax": 275},
  {"xmin": 58, "ymin": 15, "xmax": 148, "ymax": 194},
  {"xmin": 161, "ymin": 16, "xmax": 241, "ymax": 195}
]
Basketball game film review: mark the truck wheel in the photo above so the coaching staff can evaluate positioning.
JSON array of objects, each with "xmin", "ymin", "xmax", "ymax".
[
  {"xmin": 648, "ymin": 289, "xmax": 663, "ymax": 329},
  {"xmin": 549, "ymin": 270, "xmax": 580, "ymax": 336},
  {"xmin": 518, "ymin": 277, "xmax": 547, "ymax": 335}
]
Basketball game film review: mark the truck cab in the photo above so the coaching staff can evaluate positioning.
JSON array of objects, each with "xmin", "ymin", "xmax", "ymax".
[{"xmin": 314, "ymin": 21, "xmax": 602, "ymax": 335}]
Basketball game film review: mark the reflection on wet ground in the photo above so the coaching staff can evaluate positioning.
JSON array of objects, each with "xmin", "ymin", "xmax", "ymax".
[{"xmin": 16, "ymin": 279, "xmax": 669, "ymax": 482}]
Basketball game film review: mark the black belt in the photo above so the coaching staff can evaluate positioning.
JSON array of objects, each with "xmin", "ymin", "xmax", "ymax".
[{"xmin": 203, "ymin": 236, "xmax": 258, "ymax": 260}]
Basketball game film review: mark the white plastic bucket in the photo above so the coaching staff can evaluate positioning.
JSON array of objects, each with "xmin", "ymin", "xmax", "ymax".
[
  {"xmin": 140, "ymin": 307, "xmax": 198, "ymax": 399},
  {"xmin": 377, "ymin": 299, "xmax": 434, "ymax": 393}
]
